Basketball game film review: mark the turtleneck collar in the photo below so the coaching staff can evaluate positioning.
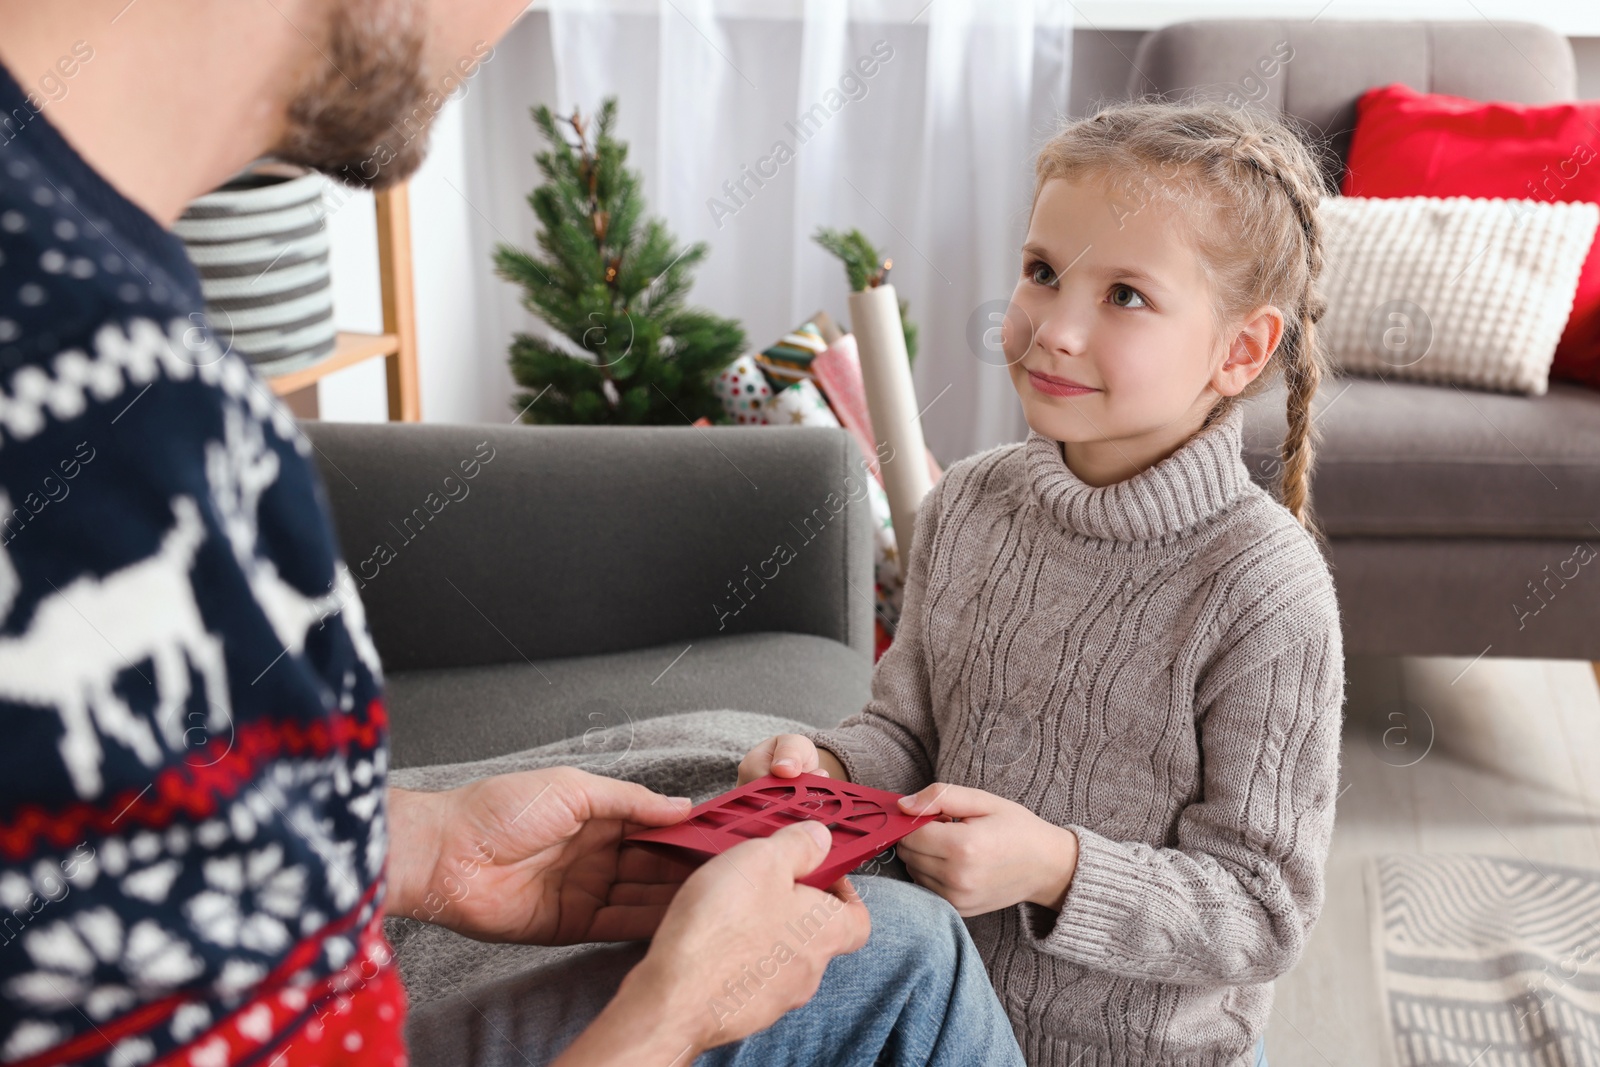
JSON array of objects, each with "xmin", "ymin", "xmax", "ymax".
[{"xmin": 1023, "ymin": 402, "xmax": 1256, "ymax": 545}]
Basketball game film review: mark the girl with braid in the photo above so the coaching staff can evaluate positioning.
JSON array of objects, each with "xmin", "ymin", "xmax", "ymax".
[{"xmin": 741, "ymin": 101, "xmax": 1345, "ymax": 1067}]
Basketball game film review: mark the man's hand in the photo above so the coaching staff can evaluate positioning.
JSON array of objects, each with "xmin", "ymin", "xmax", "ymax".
[
  {"xmin": 895, "ymin": 783, "xmax": 1080, "ymax": 917},
  {"xmin": 553, "ymin": 821, "xmax": 871, "ymax": 1065},
  {"xmin": 737, "ymin": 734, "xmax": 848, "ymax": 785},
  {"xmin": 386, "ymin": 768, "xmax": 698, "ymax": 944}
]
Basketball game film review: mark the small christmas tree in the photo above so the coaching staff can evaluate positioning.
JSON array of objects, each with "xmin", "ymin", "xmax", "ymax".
[
  {"xmin": 812, "ymin": 226, "xmax": 918, "ymax": 365},
  {"xmin": 496, "ymin": 99, "xmax": 744, "ymax": 424}
]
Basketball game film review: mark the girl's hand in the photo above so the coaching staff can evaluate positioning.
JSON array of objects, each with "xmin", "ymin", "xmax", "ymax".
[
  {"xmin": 896, "ymin": 784, "xmax": 1080, "ymax": 918},
  {"xmin": 737, "ymin": 735, "xmax": 848, "ymax": 785}
]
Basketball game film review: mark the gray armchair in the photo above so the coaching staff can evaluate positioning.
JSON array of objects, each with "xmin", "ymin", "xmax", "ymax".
[
  {"xmin": 305, "ymin": 422, "xmax": 875, "ymax": 768},
  {"xmin": 1133, "ymin": 19, "xmax": 1600, "ymax": 664}
]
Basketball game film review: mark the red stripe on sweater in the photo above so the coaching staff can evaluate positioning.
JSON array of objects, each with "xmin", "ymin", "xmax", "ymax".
[
  {"xmin": 0, "ymin": 698, "xmax": 388, "ymax": 860},
  {"xmin": 150, "ymin": 921, "xmax": 409, "ymax": 1067}
]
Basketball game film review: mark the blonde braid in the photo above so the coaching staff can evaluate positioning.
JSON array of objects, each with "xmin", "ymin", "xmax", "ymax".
[{"xmin": 1228, "ymin": 132, "xmax": 1330, "ymax": 547}]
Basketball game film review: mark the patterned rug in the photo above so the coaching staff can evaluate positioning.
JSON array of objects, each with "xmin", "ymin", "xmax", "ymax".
[{"xmin": 1367, "ymin": 854, "xmax": 1600, "ymax": 1067}]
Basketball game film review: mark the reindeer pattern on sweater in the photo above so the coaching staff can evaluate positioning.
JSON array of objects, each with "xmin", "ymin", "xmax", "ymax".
[{"xmin": 0, "ymin": 66, "xmax": 394, "ymax": 1067}]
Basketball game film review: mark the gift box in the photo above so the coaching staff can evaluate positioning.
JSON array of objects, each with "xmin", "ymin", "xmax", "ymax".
[
  {"xmin": 713, "ymin": 353, "xmax": 773, "ymax": 424},
  {"xmin": 755, "ymin": 320, "xmax": 829, "ymax": 385},
  {"xmin": 762, "ymin": 378, "xmax": 838, "ymax": 427}
]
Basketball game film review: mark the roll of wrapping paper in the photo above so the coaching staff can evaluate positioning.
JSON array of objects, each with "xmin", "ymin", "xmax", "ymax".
[{"xmin": 848, "ymin": 283, "xmax": 932, "ymax": 582}]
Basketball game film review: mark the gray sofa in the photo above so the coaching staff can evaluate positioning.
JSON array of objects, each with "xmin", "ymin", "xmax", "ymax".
[
  {"xmin": 1135, "ymin": 19, "xmax": 1600, "ymax": 663},
  {"xmin": 305, "ymin": 422, "xmax": 876, "ymax": 768}
]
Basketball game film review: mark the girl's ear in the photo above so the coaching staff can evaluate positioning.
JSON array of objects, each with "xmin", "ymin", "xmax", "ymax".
[{"xmin": 1214, "ymin": 305, "xmax": 1284, "ymax": 397}]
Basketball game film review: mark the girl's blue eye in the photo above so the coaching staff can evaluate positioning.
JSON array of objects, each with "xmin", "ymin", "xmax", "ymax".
[
  {"xmin": 1027, "ymin": 260, "xmax": 1057, "ymax": 286},
  {"xmin": 1109, "ymin": 284, "xmax": 1147, "ymax": 308}
]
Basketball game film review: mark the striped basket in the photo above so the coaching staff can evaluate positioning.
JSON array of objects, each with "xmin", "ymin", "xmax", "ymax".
[{"xmin": 174, "ymin": 165, "xmax": 337, "ymax": 376}]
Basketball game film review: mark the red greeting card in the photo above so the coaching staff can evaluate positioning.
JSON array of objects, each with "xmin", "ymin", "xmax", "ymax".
[{"xmin": 625, "ymin": 773, "xmax": 934, "ymax": 889}]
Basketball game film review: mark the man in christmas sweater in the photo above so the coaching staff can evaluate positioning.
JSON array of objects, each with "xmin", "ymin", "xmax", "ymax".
[{"xmin": 0, "ymin": 2, "xmax": 1022, "ymax": 1066}]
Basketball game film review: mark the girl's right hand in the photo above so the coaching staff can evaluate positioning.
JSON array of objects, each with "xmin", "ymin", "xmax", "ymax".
[{"xmin": 738, "ymin": 735, "xmax": 847, "ymax": 785}]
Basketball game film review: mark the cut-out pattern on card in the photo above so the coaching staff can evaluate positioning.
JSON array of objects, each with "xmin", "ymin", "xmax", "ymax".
[{"xmin": 625, "ymin": 773, "xmax": 935, "ymax": 889}]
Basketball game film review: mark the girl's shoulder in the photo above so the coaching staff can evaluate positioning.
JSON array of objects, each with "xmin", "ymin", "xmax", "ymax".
[
  {"xmin": 910, "ymin": 441, "xmax": 1034, "ymax": 543},
  {"xmin": 1203, "ymin": 486, "xmax": 1343, "ymax": 635},
  {"xmin": 926, "ymin": 440, "xmax": 1031, "ymax": 509},
  {"xmin": 1217, "ymin": 485, "xmax": 1334, "ymax": 577}
]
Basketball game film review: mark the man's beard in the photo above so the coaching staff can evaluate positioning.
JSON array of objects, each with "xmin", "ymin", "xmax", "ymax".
[{"xmin": 270, "ymin": 1, "xmax": 432, "ymax": 190}]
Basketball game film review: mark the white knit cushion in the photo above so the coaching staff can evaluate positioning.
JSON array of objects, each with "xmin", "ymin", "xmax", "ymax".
[{"xmin": 1317, "ymin": 195, "xmax": 1599, "ymax": 395}]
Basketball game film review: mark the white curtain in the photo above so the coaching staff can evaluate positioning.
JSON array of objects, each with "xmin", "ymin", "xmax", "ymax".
[{"xmin": 458, "ymin": 0, "xmax": 1071, "ymax": 463}]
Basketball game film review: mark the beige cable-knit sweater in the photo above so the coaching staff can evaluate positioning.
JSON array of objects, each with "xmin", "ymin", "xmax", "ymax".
[{"xmin": 810, "ymin": 402, "xmax": 1346, "ymax": 1067}]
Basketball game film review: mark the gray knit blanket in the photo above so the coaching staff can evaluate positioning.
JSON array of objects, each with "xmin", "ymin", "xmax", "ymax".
[{"xmin": 383, "ymin": 710, "xmax": 815, "ymax": 1008}]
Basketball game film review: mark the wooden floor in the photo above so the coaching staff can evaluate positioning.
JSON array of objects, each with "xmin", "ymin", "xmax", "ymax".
[{"xmin": 1267, "ymin": 655, "xmax": 1600, "ymax": 1066}]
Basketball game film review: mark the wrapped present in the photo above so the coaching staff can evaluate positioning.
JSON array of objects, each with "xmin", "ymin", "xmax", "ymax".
[
  {"xmin": 756, "ymin": 360, "xmax": 818, "ymax": 388},
  {"xmin": 713, "ymin": 353, "xmax": 772, "ymax": 424},
  {"xmin": 762, "ymin": 378, "xmax": 838, "ymax": 427},
  {"xmin": 754, "ymin": 319, "xmax": 829, "ymax": 385}
]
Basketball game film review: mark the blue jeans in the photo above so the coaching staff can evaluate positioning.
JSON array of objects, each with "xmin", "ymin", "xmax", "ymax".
[
  {"xmin": 1255, "ymin": 1033, "xmax": 1269, "ymax": 1065},
  {"xmin": 405, "ymin": 874, "xmax": 1025, "ymax": 1067},
  {"xmin": 699, "ymin": 876, "xmax": 1024, "ymax": 1067}
]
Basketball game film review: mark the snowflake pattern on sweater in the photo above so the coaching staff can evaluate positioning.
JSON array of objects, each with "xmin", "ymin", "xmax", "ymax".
[{"xmin": 0, "ymin": 62, "xmax": 397, "ymax": 1067}]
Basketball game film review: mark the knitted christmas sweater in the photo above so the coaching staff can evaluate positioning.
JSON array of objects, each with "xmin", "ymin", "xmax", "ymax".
[
  {"xmin": 0, "ymin": 62, "xmax": 401, "ymax": 1066},
  {"xmin": 811, "ymin": 402, "xmax": 1346, "ymax": 1067}
]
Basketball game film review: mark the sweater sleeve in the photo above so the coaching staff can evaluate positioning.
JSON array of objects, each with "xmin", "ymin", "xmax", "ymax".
[
  {"xmin": 1019, "ymin": 570, "xmax": 1346, "ymax": 986},
  {"xmin": 805, "ymin": 470, "xmax": 951, "ymax": 794}
]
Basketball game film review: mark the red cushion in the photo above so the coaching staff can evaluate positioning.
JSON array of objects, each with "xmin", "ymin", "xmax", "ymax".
[{"xmin": 1342, "ymin": 83, "xmax": 1600, "ymax": 387}]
